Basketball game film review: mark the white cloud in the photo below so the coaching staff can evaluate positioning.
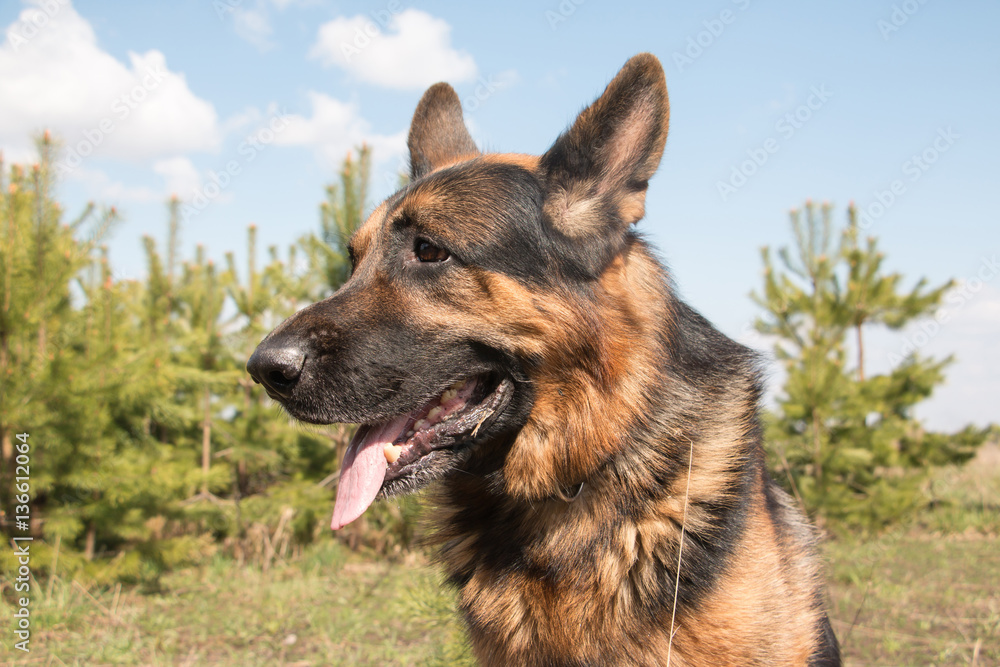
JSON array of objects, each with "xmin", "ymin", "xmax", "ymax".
[
  {"xmin": 273, "ymin": 91, "xmax": 406, "ymax": 174},
  {"xmin": 62, "ymin": 159, "xmax": 227, "ymax": 209},
  {"xmin": 267, "ymin": 0, "xmax": 319, "ymax": 10},
  {"xmin": 0, "ymin": 1, "xmax": 221, "ymax": 164},
  {"xmin": 309, "ymin": 9, "xmax": 477, "ymax": 90},
  {"xmin": 910, "ymin": 282, "xmax": 1000, "ymax": 431},
  {"xmin": 219, "ymin": 0, "xmax": 319, "ymax": 51},
  {"xmin": 220, "ymin": 106, "xmax": 266, "ymax": 136},
  {"xmin": 68, "ymin": 167, "xmax": 161, "ymax": 203},
  {"xmin": 153, "ymin": 157, "xmax": 202, "ymax": 201},
  {"xmin": 739, "ymin": 274, "xmax": 1000, "ymax": 433},
  {"xmin": 232, "ymin": 6, "xmax": 275, "ymax": 52}
]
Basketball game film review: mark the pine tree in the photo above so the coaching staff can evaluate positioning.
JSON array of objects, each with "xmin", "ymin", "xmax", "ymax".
[
  {"xmin": 1, "ymin": 135, "xmax": 114, "ymax": 538},
  {"xmin": 754, "ymin": 201, "xmax": 985, "ymax": 530},
  {"xmin": 220, "ymin": 224, "xmax": 346, "ymax": 555},
  {"xmin": 842, "ymin": 204, "xmax": 952, "ymax": 382},
  {"xmin": 295, "ymin": 145, "xmax": 422, "ymax": 552},
  {"xmin": 0, "ymin": 135, "xmax": 201, "ymax": 581},
  {"xmin": 303, "ymin": 145, "xmax": 372, "ymax": 294},
  {"xmin": 0, "ymin": 139, "xmax": 420, "ymax": 583},
  {"xmin": 175, "ymin": 244, "xmax": 235, "ymax": 499}
]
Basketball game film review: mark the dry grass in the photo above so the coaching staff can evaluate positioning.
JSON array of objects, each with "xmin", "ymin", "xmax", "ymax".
[
  {"xmin": 827, "ymin": 442, "xmax": 1000, "ymax": 666},
  {"xmin": 3, "ymin": 446, "xmax": 997, "ymax": 666},
  {"xmin": 1, "ymin": 545, "xmax": 470, "ymax": 666},
  {"xmin": 827, "ymin": 532, "xmax": 998, "ymax": 666}
]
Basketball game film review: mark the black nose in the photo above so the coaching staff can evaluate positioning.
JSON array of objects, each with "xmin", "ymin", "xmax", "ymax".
[{"xmin": 246, "ymin": 343, "xmax": 306, "ymax": 400}]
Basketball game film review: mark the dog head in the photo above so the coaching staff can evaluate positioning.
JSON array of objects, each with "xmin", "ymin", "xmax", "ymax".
[{"xmin": 247, "ymin": 53, "xmax": 670, "ymax": 528}]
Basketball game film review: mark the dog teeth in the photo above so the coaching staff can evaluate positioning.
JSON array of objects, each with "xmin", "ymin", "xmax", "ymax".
[
  {"xmin": 441, "ymin": 389, "xmax": 457, "ymax": 403},
  {"xmin": 384, "ymin": 444, "xmax": 402, "ymax": 464},
  {"xmin": 428, "ymin": 406, "xmax": 443, "ymax": 421},
  {"xmin": 414, "ymin": 419, "xmax": 429, "ymax": 431}
]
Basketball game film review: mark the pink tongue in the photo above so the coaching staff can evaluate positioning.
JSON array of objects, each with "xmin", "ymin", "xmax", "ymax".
[{"xmin": 330, "ymin": 414, "xmax": 409, "ymax": 530}]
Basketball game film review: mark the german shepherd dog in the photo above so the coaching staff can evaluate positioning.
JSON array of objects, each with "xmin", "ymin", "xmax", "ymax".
[{"xmin": 247, "ymin": 53, "xmax": 840, "ymax": 666}]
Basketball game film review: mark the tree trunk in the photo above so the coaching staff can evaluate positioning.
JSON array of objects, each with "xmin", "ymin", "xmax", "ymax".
[
  {"xmin": 0, "ymin": 429, "xmax": 11, "ymax": 531},
  {"xmin": 0, "ymin": 429, "xmax": 10, "ymax": 468},
  {"xmin": 84, "ymin": 520, "xmax": 96, "ymax": 560},
  {"xmin": 856, "ymin": 322, "xmax": 865, "ymax": 383},
  {"xmin": 201, "ymin": 386, "xmax": 211, "ymax": 495},
  {"xmin": 37, "ymin": 320, "xmax": 46, "ymax": 362},
  {"xmin": 812, "ymin": 411, "xmax": 823, "ymax": 483}
]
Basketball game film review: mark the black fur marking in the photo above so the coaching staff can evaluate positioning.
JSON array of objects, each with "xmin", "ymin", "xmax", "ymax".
[{"xmin": 810, "ymin": 612, "xmax": 843, "ymax": 666}]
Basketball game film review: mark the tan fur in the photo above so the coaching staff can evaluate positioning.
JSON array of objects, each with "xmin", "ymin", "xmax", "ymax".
[{"xmin": 429, "ymin": 241, "xmax": 830, "ymax": 664}]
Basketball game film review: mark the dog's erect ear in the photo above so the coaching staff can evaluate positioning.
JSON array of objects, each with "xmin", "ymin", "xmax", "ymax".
[
  {"xmin": 541, "ymin": 53, "xmax": 669, "ymax": 238},
  {"xmin": 407, "ymin": 83, "xmax": 479, "ymax": 181}
]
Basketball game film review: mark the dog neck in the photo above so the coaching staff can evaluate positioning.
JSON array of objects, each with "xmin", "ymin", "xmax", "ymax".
[{"xmin": 427, "ymin": 245, "xmax": 771, "ymax": 664}]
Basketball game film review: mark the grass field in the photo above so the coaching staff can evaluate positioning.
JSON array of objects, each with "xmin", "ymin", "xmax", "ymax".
[
  {"xmin": 826, "ymin": 445, "xmax": 1000, "ymax": 666},
  {"xmin": 3, "ymin": 448, "xmax": 998, "ymax": 666},
  {"xmin": 2, "ymin": 545, "xmax": 472, "ymax": 666}
]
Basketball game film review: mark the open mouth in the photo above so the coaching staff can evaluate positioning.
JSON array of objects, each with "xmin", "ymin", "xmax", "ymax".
[{"xmin": 331, "ymin": 374, "xmax": 512, "ymax": 530}]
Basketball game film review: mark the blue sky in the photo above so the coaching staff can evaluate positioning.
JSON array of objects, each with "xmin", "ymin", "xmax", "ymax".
[{"xmin": 1, "ymin": 0, "xmax": 997, "ymax": 431}]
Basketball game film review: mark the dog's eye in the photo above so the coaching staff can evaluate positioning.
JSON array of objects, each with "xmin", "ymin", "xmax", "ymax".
[{"xmin": 414, "ymin": 238, "xmax": 450, "ymax": 263}]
